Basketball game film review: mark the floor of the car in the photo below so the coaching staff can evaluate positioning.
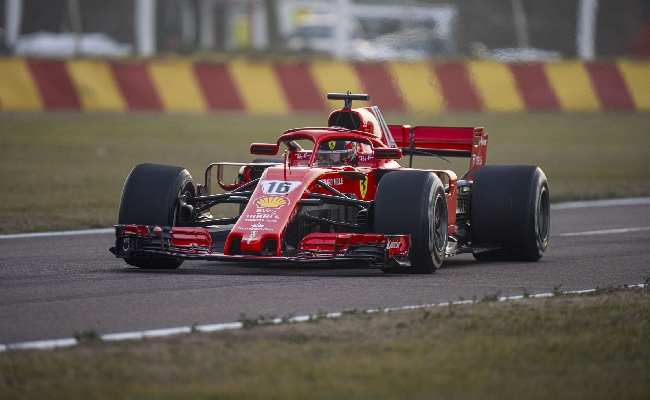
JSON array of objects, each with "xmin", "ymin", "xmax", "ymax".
[{"xmin": 207, "ymin": 224, "xmax": 234, "ymax": 253}]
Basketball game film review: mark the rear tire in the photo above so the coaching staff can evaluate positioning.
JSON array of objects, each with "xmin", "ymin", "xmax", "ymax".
[
  {"xmin": 470, "ymin": 165, "xmax": 550, "ymax": 261},
  {"xmin": 374, "ymin": 171, "xmax": 448, "ymax": 273},
  {"xmin": 118, "ymin": 163, "xmax": 195, "ymax": 269}
]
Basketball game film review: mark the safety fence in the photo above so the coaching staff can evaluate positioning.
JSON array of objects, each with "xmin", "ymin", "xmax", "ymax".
[{"xmin": 0, "ymin": 57, "xmax": 648, "ymax": 113}]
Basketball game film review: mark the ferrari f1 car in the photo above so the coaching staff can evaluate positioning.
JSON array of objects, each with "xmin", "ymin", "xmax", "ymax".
[{"xmin": 110, "ymin": 92, "xmax": 550, "ymax": 273}]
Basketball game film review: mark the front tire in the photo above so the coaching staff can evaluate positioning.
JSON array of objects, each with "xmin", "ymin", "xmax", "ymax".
[
  {"xmin": 118, "ymin": 163, "xmax": 195, "ymax": 269},
  {"xmin": 374, "ymin": 171, "xmax": 448, "ymax": 273},
  {"xmin": 470, "ymin": 165, "xmax": 550, "ymax": 261}
]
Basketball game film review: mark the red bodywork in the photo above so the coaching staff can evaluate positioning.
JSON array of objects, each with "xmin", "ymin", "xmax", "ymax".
[{"xmin": 112, "ymin": 101, "xmax": 488, "ymax": 269}]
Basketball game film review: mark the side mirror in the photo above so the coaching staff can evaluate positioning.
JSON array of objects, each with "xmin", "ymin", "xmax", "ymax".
[
  {"xmin": 250, "ymin": 143, "xmax": 279, "ymax": 156},
  {"xmin": 373, "ymin": 147, "xmax": 402, "ymax": 160}
]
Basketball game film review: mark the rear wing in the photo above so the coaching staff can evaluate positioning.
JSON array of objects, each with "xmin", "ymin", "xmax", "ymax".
[{"xmin": 388, "ymin": 125, "xmax": 488, "ymax": 181}]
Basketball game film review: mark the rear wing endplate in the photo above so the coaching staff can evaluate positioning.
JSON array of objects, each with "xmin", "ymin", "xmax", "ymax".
[{"xmin": 388, "ymin": 125, "xmax": 488, "ymax": 181}]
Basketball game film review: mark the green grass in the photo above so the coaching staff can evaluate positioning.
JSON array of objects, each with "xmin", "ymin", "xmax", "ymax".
[
  {"xmin": 1, "ymin": 112, "xmax": 649, "ymax": 233},
  {"xmin": 1, "ymin": 286, "xmax": 648, "ymax": 399}
]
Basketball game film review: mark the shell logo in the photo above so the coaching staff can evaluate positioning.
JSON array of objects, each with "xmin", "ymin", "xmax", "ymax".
[{"xmin": 254, "ymin": 196, "xmax": 289, "ymax": 209}]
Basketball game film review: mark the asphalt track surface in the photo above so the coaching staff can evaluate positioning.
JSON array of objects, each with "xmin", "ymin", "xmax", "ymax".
[{"xmin": 1, "ymin": 199, "xmax": 649, "ymax": 345}]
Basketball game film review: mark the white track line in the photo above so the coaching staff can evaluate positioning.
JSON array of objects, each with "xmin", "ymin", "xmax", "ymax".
[
  {"xmin": 1, "ymin": 197, "xmax": 648, "ymax": 240},
  {"xmin": 559, "ymin": 226, "xmax": 650, "ymax": 237},
  {"xmin": 1, "ymin": 284, "xmax": 645, "ymax": 352},
  {"xmin": 550, "ymin": 197, "xmax": 650, "ymax": 210},
  {"xmin": 0, "ymin": 228, "xmax": 113, "ymax": 240}
]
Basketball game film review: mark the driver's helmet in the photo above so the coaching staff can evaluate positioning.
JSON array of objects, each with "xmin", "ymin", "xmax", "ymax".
[{"xmin": 314, "ymin": 140, "xmax": 357, "ymax": 166}]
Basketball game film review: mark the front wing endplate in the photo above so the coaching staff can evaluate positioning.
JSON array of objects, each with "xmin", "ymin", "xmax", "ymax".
[{"xmin": 111, "ymin": 225, "xmax": 411, "ymax": 270}]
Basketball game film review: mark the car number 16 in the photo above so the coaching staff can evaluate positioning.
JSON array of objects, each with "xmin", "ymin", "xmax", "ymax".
[{"xmin": 261, "ymin": 181, "xmax": 301, "ymax": 195}]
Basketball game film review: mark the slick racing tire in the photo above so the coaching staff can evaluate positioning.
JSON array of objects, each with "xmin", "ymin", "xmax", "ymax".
[
  {"xmin": 470, "ymin": 165, "xmax": 550, "ymax": 261},
  {"xmin": 374, "ymin": 171, "xmax": 448, "ymax": 274},
  {"xmin": 118, "ymin": 163, "xmax": 195, "ymax": 269}
]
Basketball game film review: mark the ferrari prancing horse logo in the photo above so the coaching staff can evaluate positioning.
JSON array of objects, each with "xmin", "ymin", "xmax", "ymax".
[
  {"xmin": 359, "ymin": 176, "xmax": 368, "ymax": 199},
  {"xmin": 328, "ymin": 141, "xmax": 337, "ymax": 150}
]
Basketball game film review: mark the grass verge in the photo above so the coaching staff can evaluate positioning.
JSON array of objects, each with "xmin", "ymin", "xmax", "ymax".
[
  {"xmin": 1, "ymin": 112, "xmax": 649, "ymax": 233},
  {"xmin": 1, "ymin": 284, "xmax": 648, "ymax": 399}
]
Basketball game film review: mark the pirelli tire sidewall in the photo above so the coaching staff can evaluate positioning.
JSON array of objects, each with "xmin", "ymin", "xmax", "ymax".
[{"xmin": 374, "ymin": 170, "xmax": 448, "ymax": 273}]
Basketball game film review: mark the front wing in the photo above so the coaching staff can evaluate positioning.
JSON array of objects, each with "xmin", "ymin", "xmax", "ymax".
[{"xmin": 110, "ymin": 225, "xmax": 412, "ymax": 270}]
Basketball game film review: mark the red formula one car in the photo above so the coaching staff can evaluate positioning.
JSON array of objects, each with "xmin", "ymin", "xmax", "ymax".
[{"xmin": 110, "ymin": 93, "xmax": 550, "ymax": 273}]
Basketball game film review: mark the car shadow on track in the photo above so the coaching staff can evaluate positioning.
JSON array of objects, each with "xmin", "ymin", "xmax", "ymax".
[
  {"xmin": 113, "ymin": 254, "xmax": 483, "ymax": 278},
  {"xmin": 441, "ymin": 256, "xmax": 489, "ymax": 269},
  {"xmin": 115, "ymin": 264, "xmax": 389, "ymax": 278}
]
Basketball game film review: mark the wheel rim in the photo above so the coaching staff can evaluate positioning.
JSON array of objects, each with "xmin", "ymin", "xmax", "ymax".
[
  {"xmin": 432, "ymin": 192, "xmax": 447, "ymax": 252},
  {"xmin": 537, "ymin": 187, "xmax": 550, "ymax": 243},
  {"xmin": 175, "ymin": 183, "xmax": 195, "ymax": 226}
]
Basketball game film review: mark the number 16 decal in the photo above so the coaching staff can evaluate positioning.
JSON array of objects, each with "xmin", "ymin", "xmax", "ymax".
[{"xmin": 261, "ymin": 181, "xmax": 301, "ymax": 195}]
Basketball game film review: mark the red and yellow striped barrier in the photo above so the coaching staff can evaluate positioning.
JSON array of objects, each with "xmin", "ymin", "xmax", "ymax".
[{"xmin": 0, "ymin": 57, "xmax": 648, "ymax": 113}]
